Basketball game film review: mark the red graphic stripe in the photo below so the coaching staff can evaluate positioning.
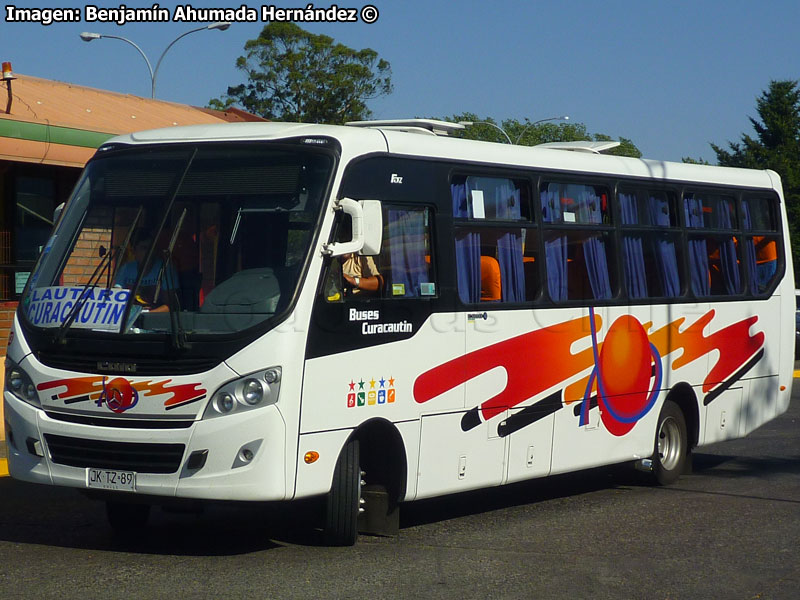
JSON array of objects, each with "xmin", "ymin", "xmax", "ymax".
[{"xmin": 414, "ymin": 315, "xmax": 598, "ymax": 422}]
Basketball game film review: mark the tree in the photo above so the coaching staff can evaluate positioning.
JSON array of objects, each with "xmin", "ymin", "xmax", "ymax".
[
  {"xmin": 711, "ymin": 80, "xmax": 800, "ymax": 278},
  {"xmin": 443, "ymin": 113, "xmax": 642, "ymax": 158},
  {"xmin": 681, "ymin": 156, "xmax": 710, "ymax": 165},
  {"xmin": 210, "ymin": 23, "xmax": 392, "ymax": 124}
]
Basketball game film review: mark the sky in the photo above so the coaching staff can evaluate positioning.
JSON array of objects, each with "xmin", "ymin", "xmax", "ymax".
[{"xmin": 3, "ymin": 0, "xmax": 800, "ymax": 162}]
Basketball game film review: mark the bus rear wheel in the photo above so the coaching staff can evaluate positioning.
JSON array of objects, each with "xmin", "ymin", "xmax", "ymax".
[
  {"xmin": 652, "ymin": 400, "xmax": 687, "ymax": 486},
  {"xmin": 324, "ymin": 439, "xmax": 361, "ymax": 546}
]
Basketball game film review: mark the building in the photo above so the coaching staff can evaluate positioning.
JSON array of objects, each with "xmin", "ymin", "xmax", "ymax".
[
  {"xmin": 0, "ymin": 65, "xmax": 263, "ymax": 444},
  {"xmin": 0, "ymin": 66, "xmax": 262, "ymax": 343}
]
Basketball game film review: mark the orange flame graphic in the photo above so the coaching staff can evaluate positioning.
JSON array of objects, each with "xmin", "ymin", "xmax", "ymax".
[
  {"xmin": 37, "ymin": 375, "xmax": 206, "ymax": 410},
  {"xmin": 647, "ymin": 309, "xmax": 764, "ymax": 393}
]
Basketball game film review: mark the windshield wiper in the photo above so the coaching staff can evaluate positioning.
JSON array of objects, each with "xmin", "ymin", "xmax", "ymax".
[
  {"xmin": 154, "ymin": 208, "xmax": 188, "ymax": 350},
  {"xmin": 121, "ymin": 148, "xmax": 197, "ymax": 335},
  {"xmin": 53, "ymin": 206, "xmax": 143, "ymax": 343},
  {"xmin": 54, "ymin": 245, "xmax": 114, "ymax": 344},
  {"xmin": 107, "ymin": 205, "xmax": 143, "ymax": 286}
]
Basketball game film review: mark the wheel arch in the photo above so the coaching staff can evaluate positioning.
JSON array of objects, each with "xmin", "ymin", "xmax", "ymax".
[
  {"xmin": 344, "ymin": 417, "xmax": 408, "ymax": 504},
  {"xmin": 664, "ymin": 382, "xmax": 700, "ymax": 449}
]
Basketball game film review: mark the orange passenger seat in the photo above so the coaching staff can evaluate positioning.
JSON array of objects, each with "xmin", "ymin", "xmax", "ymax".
[{"xmin": 481, "ymin": 256, "xmax": 502, "ymax": 301}]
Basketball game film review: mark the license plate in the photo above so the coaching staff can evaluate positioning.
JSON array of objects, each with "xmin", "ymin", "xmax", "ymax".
[{"xmin": 86, "ymin": 468, "xmax": 136, "ymax": 492}]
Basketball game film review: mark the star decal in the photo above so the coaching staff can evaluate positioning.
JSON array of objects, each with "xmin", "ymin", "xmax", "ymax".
[
  {"xmin": 388, "ymin": 377, "xmax": 395, "ymax": 387},
  {"xmin": 348, "ymin": 380, "xmax": 356, "ymax": 391},
  {"xmin": 379, "ymin": 377, "xmax": 386, "ymax": 388},
  {"xmin": 358, "ymin": 379, "xmax": 365, "ymax": 390},
  {"xmin": 369, "ymin": 378, "xmax": 376, "ymax": 389}
]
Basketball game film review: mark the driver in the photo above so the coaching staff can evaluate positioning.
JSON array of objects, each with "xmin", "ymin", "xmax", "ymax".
[{"xmin": 114, "ymin": 229, "xmax": 178, "ymax": 312}]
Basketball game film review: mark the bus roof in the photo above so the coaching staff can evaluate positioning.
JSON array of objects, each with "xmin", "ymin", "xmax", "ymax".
[{"xmin": 103, "ymin": 121, "xmax": 779, "ymax": 193}]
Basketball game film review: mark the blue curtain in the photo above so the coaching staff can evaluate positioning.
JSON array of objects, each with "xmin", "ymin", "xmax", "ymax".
[
  {"xmin": 492, "ymin": 182, "xmax": 525, "ymax": 302},
  {"xmin": 583, "ymin": 236, "xmax": 612, "ymax": 300},
  {"xmin": 620, "ymin": 193, "xmax": 648, "ymax": 298},
  {"xmin": 576, "ymin": 190, "xmax": 611, "ymax": 300},
  {"xmin": 388, "ymin": 209, "xmax": 427, "ymax": 297},
  {"xmin": 452, "ymin": 183, "xmax": 481, "ymax": 303},
  {"xmin": 685, "ymin": 196, "xmax": 710, "ymax": 296},
  {"xmin": 647, "ymin": 196, "xmax": 681, "ymax": 297},
  {"xmin": 541, "ymin": 189, "xmax": 567, "ymax": 301},
  {"xmin": 714, "ymin": 201, "xmax": 741, "ymax": 294},
  {"xmin": 741, "ymin": 202, "xmax": 760, "ymax": 295},
  {"xmin": 574, "ymin": 188, "xmax": 602, "ymax": 224}
]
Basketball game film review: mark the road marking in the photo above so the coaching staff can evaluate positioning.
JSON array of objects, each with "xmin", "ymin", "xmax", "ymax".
[{"xmin": 0, "ymin": 459, "xmax": 8, "ymax": 477}]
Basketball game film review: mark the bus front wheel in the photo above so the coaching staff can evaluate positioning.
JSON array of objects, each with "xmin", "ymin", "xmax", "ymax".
[
  {"xmin": 652, "ymin": 400, "xmax": 688, "ymax": 486},
  {"xmin": 324, "ymin": 439, "xmax": 361, "ymax": 546}
]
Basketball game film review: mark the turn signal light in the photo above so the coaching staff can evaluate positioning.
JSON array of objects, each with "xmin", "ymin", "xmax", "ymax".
[{"xmin": 304, "ymin": 451, "xmax": 320, "ymax": 464}]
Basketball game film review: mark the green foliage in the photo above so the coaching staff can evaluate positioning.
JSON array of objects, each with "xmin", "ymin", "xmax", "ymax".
[
  {"xmin": 442, "ymin": 113, "xmax": 642, "ymax": 158},
  {"xmin": 711, "ymin": 80, "xmax": 800, "ymax": 281},
  {"xmin": 681, "ymin": 157, "xmax": 711, "ymax": 165},
  {"xmin": 210, "ymin": 22, "xmax": 392, "ymax": 124}
]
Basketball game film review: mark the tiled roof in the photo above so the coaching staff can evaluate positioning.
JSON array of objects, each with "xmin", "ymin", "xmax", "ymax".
[
  {"xmin": 0, "ymin": 73, "xmax": 240, "ymax": 133},
  {"xmin": 0, "ymin": 73, "xmax": 263, "ymax": 167}
]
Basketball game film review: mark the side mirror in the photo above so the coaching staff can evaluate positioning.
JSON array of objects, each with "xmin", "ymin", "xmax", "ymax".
[
  {"xmin": 323, "ymin": 198, "xmax": 383, "ymax": 257},
  {"xmin": 359, "ymin": 200, "xmax": 383, "ymax": 255}
]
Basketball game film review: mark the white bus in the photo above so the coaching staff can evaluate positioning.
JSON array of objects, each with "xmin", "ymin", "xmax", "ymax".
[{"xmin": 3, "ymin": 120, "xmax": 793, "ymax": 545}]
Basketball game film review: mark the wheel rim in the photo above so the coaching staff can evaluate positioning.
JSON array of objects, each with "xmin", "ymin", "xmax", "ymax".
[{"xmin": 657, "ymin": 416, "xmax": 682, "ymax": 471}]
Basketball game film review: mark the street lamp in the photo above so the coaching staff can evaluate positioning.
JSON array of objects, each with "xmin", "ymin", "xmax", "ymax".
[
  {"xmin": 457, "ymin": 121, "xmax": 512, "ymax": 144},
  {"xmin": 80, "ymin": 22, "xmax": 231, "ymax": 98},
  {"xmin": 514, "ymin": 115, "xmax": 570, "ymax": 145}
]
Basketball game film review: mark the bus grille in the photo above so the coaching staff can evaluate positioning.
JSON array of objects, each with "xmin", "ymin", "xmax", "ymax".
[
  {"xmin": 36, "ymin": 350, "xmax": 220, "ymax": 376},
  {"xmin": 44, "ymin": 434, "xmax": 185, "ymax": 474}
]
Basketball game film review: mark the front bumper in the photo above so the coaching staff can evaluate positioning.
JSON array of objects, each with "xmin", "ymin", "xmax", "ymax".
[{"xmin": 4, "ymin": 391, "xmax": 287, "ymax": 502}]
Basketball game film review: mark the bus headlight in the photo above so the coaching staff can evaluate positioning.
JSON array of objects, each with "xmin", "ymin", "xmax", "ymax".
[
  {"xmin": 242, "ymin": 379, "xmax": 264, "ymax": 405},
  {"xmin": 203, "ymin": 367, "xmax": 281, "ymax": 419},
  {"xmin": 214, "ymin": 392, "xmax": 236, "ymax": 414},
  {"xmin": 5, "ymin": 359, "xmax": 40, "ymax": 408}
]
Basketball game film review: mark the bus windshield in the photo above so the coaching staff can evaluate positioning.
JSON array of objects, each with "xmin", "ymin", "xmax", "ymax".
[{"xmin": 21, "ymin": 143, "xmax": 333, "ymax": 338}]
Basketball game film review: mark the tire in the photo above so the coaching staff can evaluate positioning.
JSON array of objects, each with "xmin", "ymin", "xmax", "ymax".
[
  {"xmin": 652, "ymin": 400, "xmax": 688, "ymax": 486},
  {"xmin": 324, "ymin": 439, "xmax": 361, "ymax": 546},
  {"xmin": 106, "ymin": 500, "xmax": 151, "ymax": 535}
]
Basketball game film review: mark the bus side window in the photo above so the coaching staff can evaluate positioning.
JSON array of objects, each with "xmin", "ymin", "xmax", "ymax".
[
  {"xmin": 380, "ymin": 206, "xmax": 436, "ymax": 298},
  {"xmin": 323, "ymin": 213, "xmax": 383, "ymax": 301},
  {"xmin": 742, "ymin": 196, "xmax": 781, "ymax": 295},
  {"xmin": 324, "ymin": 256, "xmax": 344, "ymax": 302}
]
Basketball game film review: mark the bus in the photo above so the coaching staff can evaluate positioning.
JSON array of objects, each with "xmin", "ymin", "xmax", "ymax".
[{"xmin": 3, "ymin": 119, "xmax": 793, "ymax": 545}]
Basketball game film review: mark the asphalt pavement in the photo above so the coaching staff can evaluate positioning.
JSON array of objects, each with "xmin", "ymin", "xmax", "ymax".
[{"xmin": 0, "ymin": 384, "xmax": 798, "ymax": 599}]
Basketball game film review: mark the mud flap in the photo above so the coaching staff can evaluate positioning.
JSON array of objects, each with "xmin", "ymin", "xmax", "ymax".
[{"xmin": 358, "ymin": 484, "xmax": 399, "ymax": 537}]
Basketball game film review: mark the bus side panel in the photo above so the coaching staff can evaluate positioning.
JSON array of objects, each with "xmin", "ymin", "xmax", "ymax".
[
  {"xmin": 300, "ymin": 315, "xmax": 465, "ymax": 499},
  {"xmin": 300, "ymin": 317, "xmax": 464, "ymax": 435},
  {"xmin": 550, "ymin": 304, "xmax": 665, "ymax": 475},
  {"xmin": 703, "ymin": 387, "xmax": 743, "ymax": 444},
  {"xmin": 696, "ymin": 297, "xmax": 782, "ymax": 445},
  {"xmin": 416, "ymin": 410, "xmax": 506, "ymax": 498}
]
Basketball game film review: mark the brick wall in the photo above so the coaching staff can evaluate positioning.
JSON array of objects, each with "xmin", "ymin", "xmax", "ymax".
[
  {"xmin": 0, "ymin": 208, "xmax": 114, "ymax": 442},
  {"xmin": 0, "ymin": 301, "xmax": 15, "ymax": 442},
  {"xmin": 61, "ymin": 207, "xmax": 114, "ymax": 286}
]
